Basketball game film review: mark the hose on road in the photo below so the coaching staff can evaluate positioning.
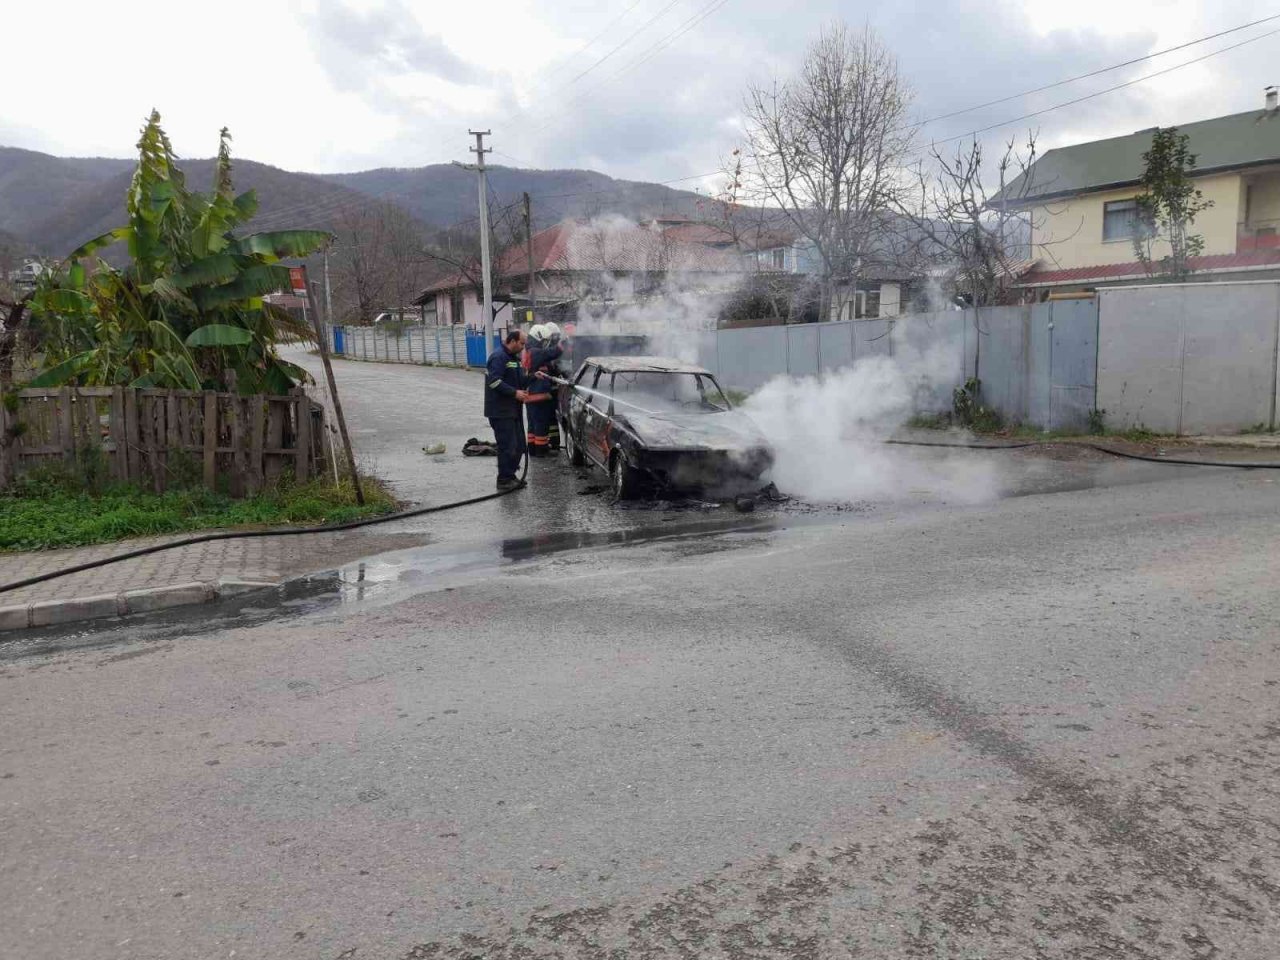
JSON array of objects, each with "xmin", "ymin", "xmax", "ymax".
[
  {"xmin": 0, "ymin": 454, "xmax": 531, "ymax": 597},
  {"xmin": 5, "ymin": 433, "xmax": 1277, "ymax": 598},
  {"xmin": 885, "ymin": 436, "xmax": 1280, "ymax": 468}
]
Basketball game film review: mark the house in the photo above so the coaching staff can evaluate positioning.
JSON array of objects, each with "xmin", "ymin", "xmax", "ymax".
[
  {"xmin": 414, "ymin": 218, "xmax": 750, "ymax": 334},
  {"xmin": 998, "ymin": 88, "xmax": 1280, "ymax": 293},
  {"xmin": 7, "ymin": 258, "xmax": 50, "ymax": 292},
  {"xmin": 650, "ymin": 215, "xmax": 908, "ymax": 321}
]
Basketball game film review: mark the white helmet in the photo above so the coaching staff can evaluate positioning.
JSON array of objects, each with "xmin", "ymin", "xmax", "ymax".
[
  {"xmin": 528, "ymin": 323, "xmax": 548, "ymax": 343},
  {"xmin": 540, "ymin": 322, "xmax": 562, "ymax": 342}
]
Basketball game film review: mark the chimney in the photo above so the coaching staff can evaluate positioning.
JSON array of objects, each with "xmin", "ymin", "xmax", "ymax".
[{"xmin": 1267, "ymin": 86, "xmax": 1278, "ymax": 111}]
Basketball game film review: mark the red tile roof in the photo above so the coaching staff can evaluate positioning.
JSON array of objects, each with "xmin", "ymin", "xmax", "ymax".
[
  {"xmin": 1017, "ymin": 249, "xmax": 1280, "ymax": 287},
  {"xmin": 419, "ymin": 219, "xmax": 749, "ymax": 296}
]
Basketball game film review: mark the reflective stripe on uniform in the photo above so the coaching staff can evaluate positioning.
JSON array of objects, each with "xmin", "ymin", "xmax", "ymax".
[{"xmin": 488, "ymin": 379, "xmax": 502, "ymax": 388}]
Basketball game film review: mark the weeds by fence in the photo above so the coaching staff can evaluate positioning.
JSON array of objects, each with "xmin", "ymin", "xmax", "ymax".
[{"xmin": 1, "ymin": 387, "xmax": 327, "ymax": 496}]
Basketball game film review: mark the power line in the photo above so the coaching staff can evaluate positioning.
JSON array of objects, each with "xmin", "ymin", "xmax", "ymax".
[
  {"xmin": 927, "ymin": 25, "xmax": 1280, "ymax": 147},
  {"xmin": 608, "ymin": 0, "xmax": 733, "ymax": 83},
  {"xmin": 561, "ymin": 0, "xmax": 686, "ymax": 87},
  {"xmin": 524, "ymin": 0, "xmax": 732, "ymax": 132},
  {"xmin": 914, "ymin": 11, "xmax": 1280, "ymax": 129}
]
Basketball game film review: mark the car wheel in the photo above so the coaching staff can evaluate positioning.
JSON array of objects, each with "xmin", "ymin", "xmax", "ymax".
[
  {"xmin": 610, "ymin": 451, "xmax": 640, "ymax": 501},
  {"xmin": 563, "ymin": 419, "xmax": 585, "ymax": 465}
]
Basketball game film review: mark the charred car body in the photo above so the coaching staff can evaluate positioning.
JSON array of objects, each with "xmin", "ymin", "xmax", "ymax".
[{"xmin": 557, "ymin": 356, "xmax": 773, "ymax": 499}]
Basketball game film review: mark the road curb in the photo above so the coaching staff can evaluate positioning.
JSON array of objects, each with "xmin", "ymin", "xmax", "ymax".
[{"xmin": 0, "ymin": 578, "xmax": 279, "ymax": 633}]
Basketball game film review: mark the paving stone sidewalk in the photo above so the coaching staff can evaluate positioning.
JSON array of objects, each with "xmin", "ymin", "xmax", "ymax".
[{"xmin": 0, "ymin": 528, "xmax": 431, "ymax": 611}]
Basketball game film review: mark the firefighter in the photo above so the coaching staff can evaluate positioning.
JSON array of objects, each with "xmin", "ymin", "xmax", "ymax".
[
  {"xmin": 524, "ymin": 323, "xmax": 565, "ymax": 457},
  {"xmin": 484, "ymin": 328, "xmax": 531, "ymax": 489}
]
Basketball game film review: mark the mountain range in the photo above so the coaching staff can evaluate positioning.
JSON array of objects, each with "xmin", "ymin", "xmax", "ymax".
[{"xmin": 0, "ymin": 145, "xmax": 711, "ymax": 261}]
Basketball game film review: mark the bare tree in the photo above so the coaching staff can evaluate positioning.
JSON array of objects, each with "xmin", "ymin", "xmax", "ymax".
[
  {"xmin": 740, "ymin": 22, "xmax": 914, "ymax": 322},
  {"xmin": 421, "ymin": 197, "xmax": 526, "ymax": 308},
  {"xmin": 898, "ymin": 134, "xmax": 1047, "ymax": 308},
  {"xmin": 327, "ymin": 200, "xmax": 433, "ymax": 324}
]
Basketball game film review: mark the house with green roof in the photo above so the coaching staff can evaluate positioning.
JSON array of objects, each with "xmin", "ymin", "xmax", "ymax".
[{"xmin": 993, "ymin": 88, "xmax": 1280, "ymax": 292}]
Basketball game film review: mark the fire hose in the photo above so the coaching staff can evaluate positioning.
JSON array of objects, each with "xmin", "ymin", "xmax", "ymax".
[{"xmin": 0, "ymin": 452, "xmax": 530, "ymax": 597}]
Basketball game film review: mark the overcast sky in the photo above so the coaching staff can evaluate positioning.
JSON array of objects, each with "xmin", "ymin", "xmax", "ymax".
[{"xmin": 4, "ymin": 0, "xmax": 1278, "ymax": 192}]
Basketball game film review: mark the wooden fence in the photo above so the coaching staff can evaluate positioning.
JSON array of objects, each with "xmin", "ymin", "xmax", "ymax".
[{"xmin": 0, "ymin": 387, "xmax": 328, "ymax": 495}]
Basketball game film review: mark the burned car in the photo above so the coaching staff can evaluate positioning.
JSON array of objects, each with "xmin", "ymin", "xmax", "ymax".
[{"xmin": 557, "ymin": 356, "xmax": 773, "ymax": 499}]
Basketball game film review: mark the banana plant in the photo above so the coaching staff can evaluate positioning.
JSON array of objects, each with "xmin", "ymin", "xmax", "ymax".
[{"xmin": 28, "ymin": 112, "xmax": 332, "ymax": 394}]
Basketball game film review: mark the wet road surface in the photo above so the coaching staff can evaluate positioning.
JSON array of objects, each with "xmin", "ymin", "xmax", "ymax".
[{"xmin": 4, "ymin": 449, "xmax": 1280, "ymax": 958}]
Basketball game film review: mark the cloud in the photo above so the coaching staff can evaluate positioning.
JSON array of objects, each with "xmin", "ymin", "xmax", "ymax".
[
  {"xmin": 1, "ymin": 0, "xmax": 1274, "ymax": 179},
  {"xmin": 307, "ymin": 0, "xmax": 486, "ymax": 97}
]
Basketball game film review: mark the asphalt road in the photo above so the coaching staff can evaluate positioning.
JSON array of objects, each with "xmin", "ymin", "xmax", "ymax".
[{"xmin": 4, "ymin": 451, "xmax": 1280, "ymax": 958}]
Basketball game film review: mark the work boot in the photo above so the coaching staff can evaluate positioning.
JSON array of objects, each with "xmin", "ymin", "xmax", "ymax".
[{"xmin": 496, "ymin": 477, "xmax": 518, "ymax": 491}]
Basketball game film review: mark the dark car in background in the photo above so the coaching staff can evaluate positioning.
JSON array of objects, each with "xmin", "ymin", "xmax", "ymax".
[{"xmin": 557, "ymin": 356, "xmax": 773, "ymax": 499}]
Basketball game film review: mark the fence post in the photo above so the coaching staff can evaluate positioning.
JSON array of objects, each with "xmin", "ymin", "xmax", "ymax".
[
  {"xmin": 249, "ymin": 395, "xmax": 265, "ymax": 493},
  {"xmin": 229, "ymin": 397, "xmax": 246, "ymax": 496},
  {"xmin": 165, "ymin": 392, "xmax": 179, "ymax": 479},
  {"xmin": 124, "ymin": 389, "xmax": 142, "ymax": 482},
  {"xmin": 202, "ymin": 391, "xmax": 217, "ymax": 489},
  {"xmin": 57, "ymin": 386, "xmax": 74, "ymax": 464},
  {"xmin": 141, "ymin": 394, "xmax": 163, "ymax": 493},
  {"xmin": 0, "ymin": 400, "xmax": 9, "ymax": 489},
  {"xmin": 293, "ymin": 388, "xmax": 311, "ymax": 481}
]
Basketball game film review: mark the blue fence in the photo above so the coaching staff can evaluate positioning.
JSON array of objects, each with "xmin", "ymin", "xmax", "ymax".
[{"xmin": 465, "ymin": 329, "xmax": 502, "ymax": 367}]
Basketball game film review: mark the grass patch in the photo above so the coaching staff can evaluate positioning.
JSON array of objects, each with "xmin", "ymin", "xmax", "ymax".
[
  {"xmin": 1238, "ymin": 422, "xmax": 1274, "ymax": 435},
  {"xmin": 0, "ymin": 475, "xmax": 396, "ymax": 552}
]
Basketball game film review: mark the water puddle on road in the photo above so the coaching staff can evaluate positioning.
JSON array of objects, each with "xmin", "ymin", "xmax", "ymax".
[{"xmin": 0, "ymin": 451, "xmax": 1197, "ymax": 660}]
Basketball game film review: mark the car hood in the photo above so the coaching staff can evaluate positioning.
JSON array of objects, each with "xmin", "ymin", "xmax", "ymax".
[{"xmin": 617, "ymin": 410, "xmax": 768, "ymax": 452}]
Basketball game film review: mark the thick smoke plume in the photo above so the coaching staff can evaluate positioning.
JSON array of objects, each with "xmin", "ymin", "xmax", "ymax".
[
  {"xmin": 557, "ymin": 216, "xmax": 1003, "ymax": 505},
  {"xmin": 742, "ymin": 333, "xmax": 1001, "ymax": 504}
]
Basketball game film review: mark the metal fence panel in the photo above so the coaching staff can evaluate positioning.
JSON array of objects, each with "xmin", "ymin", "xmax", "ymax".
[
  {"xmin": 1179, "ymin": 283, "xmax": 1280, "ymax": 433},
  {"xmin": 975, "ymin": 305, "xmax": 1031, "ymax": 423},
  {"xmin": 1048, "ymin": 299, "xmax": 1100, "ymax": 431},
  {"xmin": 716, "ymin": 326, "xmax": 788, "ymax": 391},
  {"xmin": 1097, "ymin": 288, "xmax": 1186, "ymax": 432},
  {"xmin": 786, "ymin": 325, "xmax": 820, "ymax": 378},
  {"xmin": 852, "ymin": 319, "xmax": 893, "ymax": 360},
  {"xmin": 817, "ymin": 320, "xmax": 854, "ymax": 372}
]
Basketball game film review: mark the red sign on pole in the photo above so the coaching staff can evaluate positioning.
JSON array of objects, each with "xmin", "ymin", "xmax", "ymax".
[{"xmin": 289, "ymin": 266, "xmax": 308, "ymax": 297}]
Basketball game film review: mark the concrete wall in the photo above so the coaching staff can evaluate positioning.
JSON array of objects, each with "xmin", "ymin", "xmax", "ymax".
[
  {"xmin": 1033, "ymin": 172, "xmax": 1244, "ymax": 269},
  {"xmin": 1096, "ymin": 281, "xmax": 1280, "ymax": 434}
]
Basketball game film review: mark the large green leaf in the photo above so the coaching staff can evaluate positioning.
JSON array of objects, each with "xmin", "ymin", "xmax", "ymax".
[
  {"xmin": 185, "ymin": 323, "xmax": 254, "ymax": 347},
  {"xmin": 37, "ymin": 289, "xmax": 95, "ymax": 315},
  {"xmin": 27, "ymin": 351, "xmax": 94, "ymax": 387},
  {"xmin": 169, "ymin": 253, "xmax": 240, "ymax": 290},
  {"xmin": 147, "ymin": 277, "xmax": 197, "ymax": 309},
  {"xmin": 232, "ymin": 230, "xmax": 332, "ymax": 260},
  {"xmin": 233, "ymin": 190, "xmax": 259, "ymax": 221},
  {"xmin": 198, "ymin": 263, "xmax": 292, "ymax": 307},
  {"xmin": 67, "ymin": 228, "xmax": 128, "ymax": 261},
  {"xmin": 151, "ymin": 354, "xmax": 202, "ymax": 390}
]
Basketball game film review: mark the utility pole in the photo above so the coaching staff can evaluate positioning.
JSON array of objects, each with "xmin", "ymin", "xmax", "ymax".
[
  {"xmin": 522, "ymin": 191, "xmax": 536, "ymax": 327},
  {"xmin": 323, "ymin": 245, "xmax": 333, "ymax": 326},
  {"xmin": 471, "ymin": 130, "xmax": 495, "ymax": 349},
  {"xmin": 307, "ymin": 256, "xmax": 364, "ymax": 505}
]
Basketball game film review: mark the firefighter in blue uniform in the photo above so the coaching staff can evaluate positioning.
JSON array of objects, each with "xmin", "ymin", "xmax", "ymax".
[
  {"xmin": 524, "ymin": 323, "xmax": 566, "ymax": 456},
  {"xmin": 484, "ymin": 328, "xmax": 530, "ymax": 489}
]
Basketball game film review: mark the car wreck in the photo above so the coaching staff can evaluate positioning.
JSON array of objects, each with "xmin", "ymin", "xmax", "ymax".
[{"xmin": 556, "ymin": 356, "xmax": 773, "ymax": 499}]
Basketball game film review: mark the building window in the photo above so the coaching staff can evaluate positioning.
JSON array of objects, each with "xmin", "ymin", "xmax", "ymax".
[
  {"xmin": 1102, "ymin": 199, "xmax": 1151, "ymax": 242},
  {"xmin": 771, "ymin": 248, "xmax": 785, "ymax": 270}
]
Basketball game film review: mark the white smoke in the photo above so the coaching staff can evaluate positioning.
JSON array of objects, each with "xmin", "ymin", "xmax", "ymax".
[
  {"xmin": 553, "ymin": 216, "xmax": 1003, "ymax": 505},
  {"xmin": 742, "ymin": 331, "xmax": 1002, "ymax": 504},
  {"xmin": 562, "ymin": 216, "xmax": 731, "ymax": 363}
]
